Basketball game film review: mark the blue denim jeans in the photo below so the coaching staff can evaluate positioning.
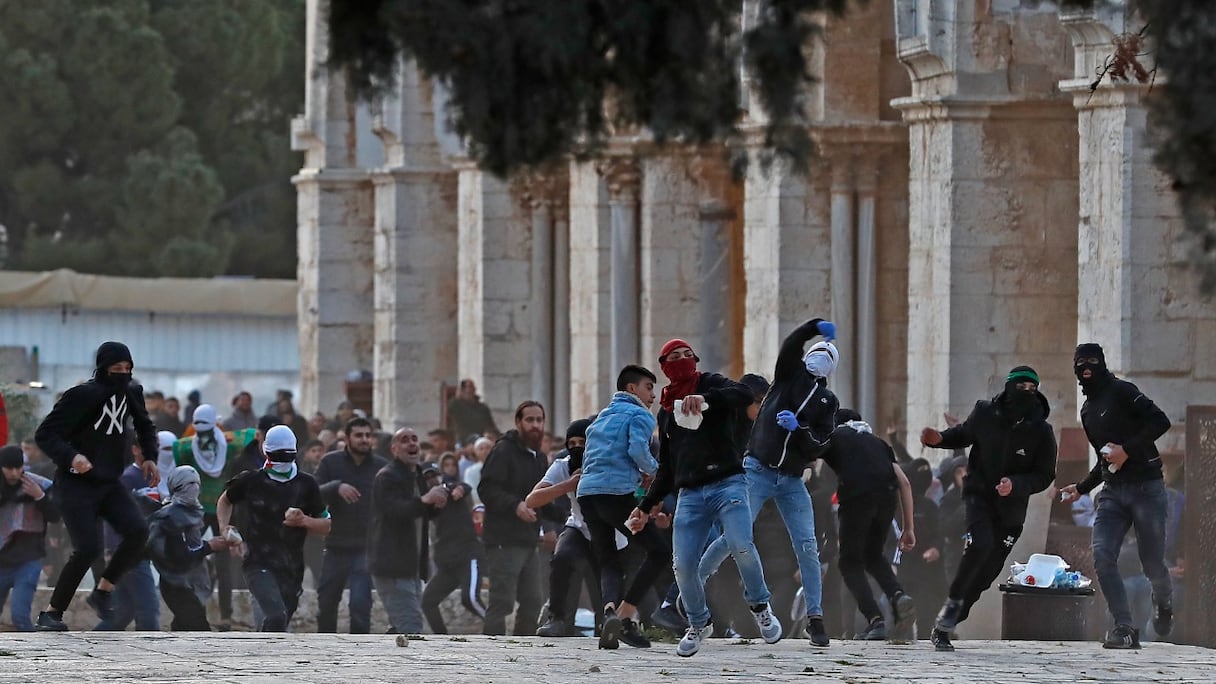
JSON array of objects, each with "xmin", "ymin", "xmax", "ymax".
[
  {"xmin": 1093, "ymin": 479, "xmax": 1172, "ymax": 627},
  {"xmin": 94, "ymin": 559, "xmax": 160, "ymax": 631},
  {"xmin": 0, "ymin": 559, "xmax": 43, "ymax": 631},
  {"xmin": 375, "ymin": 575, "xmax": 424, "ymax": 634},
  {"xmin": 699, "ymin": 456, "xmax": 823, "ymax": 617},
  {"xmin": 317, "ymin": 548, "xmax": 373, "ymax": 633},
  {"xmin": 673, "ymin": 473, "xmax": 770, "ymax": 628}
]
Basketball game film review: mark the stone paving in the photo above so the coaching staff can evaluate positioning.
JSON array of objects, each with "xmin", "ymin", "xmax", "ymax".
[{"xmin": 0, "ymin": 633, "xmax": 1211, "ymax": 683}]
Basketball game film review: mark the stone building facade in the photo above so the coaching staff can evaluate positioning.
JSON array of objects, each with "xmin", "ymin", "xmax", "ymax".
[{"xmin": 294, "ymin": 0, "xmax": 1214, "ymax": 447}]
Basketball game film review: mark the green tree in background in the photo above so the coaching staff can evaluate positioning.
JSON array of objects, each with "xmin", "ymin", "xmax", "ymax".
[{"xmin": 0, "ymin": 0, "xmax": 304, "ymax": 279}]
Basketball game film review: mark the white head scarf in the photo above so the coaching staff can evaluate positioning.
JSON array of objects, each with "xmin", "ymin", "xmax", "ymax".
[
  {"xmin": 156, "ymin": 431, "xmax": 178, "ymax": 500},
  {"xmin": 167, "ymin": 465, "xmax": 202, "ymax": 509},
  {"xmin": 189, "ymin": 404, "xmax": 228, "ymax": 477}
]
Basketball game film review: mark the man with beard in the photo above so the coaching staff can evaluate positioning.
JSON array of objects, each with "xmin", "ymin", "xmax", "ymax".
[
  {"xmin": 529, "ymin": 417, "xmax": 612, "ymax": 638},
  {"xmin": 314, "ymin": 417, "xmax": 387, "ymax": 633},
  {"xmin": 698, "ymin": 319, "xmax": 838, "ymax": 647},
  {"xmin": 173, "ymin": 404, "xmax": 255, "ymax": 630},
  {"xmin": 217, "ymin": 426, "xmax": 330, "ymax": 631},
  {"xmin": 921, "ymin": 366, "xmax": 1056, "ymax": 652},
  {"xmin": 368, "ymin": 428, "xmax": 451, "ymax": 634},
  {"xmin": 477, "ymin": 401, "xmax": 554, "ymax": 636},
  {"xmin": 0, "ymin": 445, "xmax": 59, "ymax": 631},
  {"xmin": 33, "ymin": 341, "xmax": 159, "ymax": 631},
  {"xmin": 635, "ymin": 340, "xmax": 781, "ymax": 657},
  {"xmin": 1061, "ymin": 343, "xmax": 1173, "ymax": 649}
]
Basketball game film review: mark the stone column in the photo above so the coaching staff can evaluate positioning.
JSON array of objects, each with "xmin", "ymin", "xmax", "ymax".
[
  {"xmin": 597, "ymin": 157, "xmax": 642, "ymax": 373},
  {"xmin": 1184, "ymin": 405, "xmax": 1216, "ymax": 648},
  {"xmin": 895, "ymin": 99, "xmax": 1080, "ymax": 452},
  {"xmin": 369, "ymin": 62, "xmax": 458, "ymax": 431},
  {"xmin": 829, "ymin": 158, "xmax": 857, "ymax": 410},
  {"xmin": 291, "ymin": 0, "xmax": 374, "ymax": 416},
  {"xmin": 552, "ymin": 195, "xmax": 572, "ymax": 429},
  {"xmin": 1060, "ymin": 10, "xmax": 1216, "ymax": 418},
  {"xmin": 568, "ymin": 161, "xmax": 614, "ymax": 418},
  {"xmin": 698, "ymin": 199, "xmax": 734, "ymax": 373},
  {"xmin": 855, "ymin": 156, "xmax": 879, "ymax": 424},
  {"xmin": 742, "ymin": 156, "xmax": 833, "ymax": 377}
]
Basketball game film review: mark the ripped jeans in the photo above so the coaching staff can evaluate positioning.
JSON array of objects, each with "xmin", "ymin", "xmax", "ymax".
[
  {"xmin": 699, "ymin": 456, "xmax": 822, "ymax": 618},
  {"xmin": 674, "ymin": 473, "xmax": 771, "ymax": 629}
]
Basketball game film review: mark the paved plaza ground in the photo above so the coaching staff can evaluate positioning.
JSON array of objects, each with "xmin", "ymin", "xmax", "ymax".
[{"xmin": 0, "ymin": 633, "xmax": 1211, "ymax": 683}]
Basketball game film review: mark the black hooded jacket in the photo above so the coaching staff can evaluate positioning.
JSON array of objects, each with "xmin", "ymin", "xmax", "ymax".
[
  {"xmin": 930, "ymin": 391, "xmax": 1057, "ymax": 526},
  {"xmin": 748, "ymin": 319, "xmax": 838, "ymax": 476},
  {"xmin": 478, "ymin": 430, "xmax": 562, "ymax": 547},
  {"xmin": 1076, "ymin": 373, "xmax": 1171, "ymax": 493},
  {"xmin": 640, "ymin": 372, "xmax": 755, "ymax": 510},
  {"xmin": 36, "ymin": 380, "xmax": 157, "ymax": 483}
]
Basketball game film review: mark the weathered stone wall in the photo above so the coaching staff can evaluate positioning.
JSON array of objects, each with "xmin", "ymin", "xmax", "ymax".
[{"xmin": 567, "ymin": 162, "xmax": 613, "ymax": 420}]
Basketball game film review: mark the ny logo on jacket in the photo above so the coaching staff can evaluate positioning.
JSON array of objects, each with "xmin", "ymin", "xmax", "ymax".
[{"xmin": 93, "ymin": 395, "xmax": 128, "ymax": 435}]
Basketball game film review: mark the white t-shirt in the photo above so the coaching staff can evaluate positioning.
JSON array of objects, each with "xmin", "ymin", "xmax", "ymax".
[{"xmin": 542, "ymin": 457, "xmax": 627, "ymax": 550}]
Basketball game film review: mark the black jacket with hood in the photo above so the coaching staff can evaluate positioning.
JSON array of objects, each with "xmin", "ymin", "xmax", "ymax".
[
  {"xmin": 367, "ymin": 458, "xmax": 439, "ymax": 579},
  {"xmin": 1076, "ymin": 373, "xmax": 1171, "ymax": 494},
  {"xmin": 35, "ymin": 342, "xmax": 158, "ymax": 484},
  {"xmin": 478, "ymin": 430, "xmax": 561, "ymax": 547},
  {"xmin": 930, "ymin": 390, "xmax": 1057, "ymax": 527},
  {"xmin": 640, "ymin": 372, "xmax": 755, "ymax": 510},
  {"xmin": 748, "ymin": 319, "xmax": 838, "ymax": 476}
]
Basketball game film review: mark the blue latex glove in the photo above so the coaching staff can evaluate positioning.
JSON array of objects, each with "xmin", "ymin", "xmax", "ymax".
[
  {"xmin": 817, "ymin": 320, "xmax": 837, "ymax": 341},
  {"xmin": 776, "ymin": 410, "xmax": 799, "ymax": 432}
]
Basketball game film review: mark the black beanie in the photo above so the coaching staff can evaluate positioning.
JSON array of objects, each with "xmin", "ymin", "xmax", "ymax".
[
  {"xmin": 566, "ymin": 418, "xmax": 592, "ymax": 442},
  {"xmin": 95, "ymin": 341, "xmax": 134, "ymax": 371},
  {"xmin": 0, "ymin": 445, "xmax": 23, "ymax": 469},
  {"xmin": 1074, "ymin": 343, "xmax": 1106, "ymax": 365},
  {"xmin": 904, "ymin": 457, "xmax": 934, "ymax": 496}
]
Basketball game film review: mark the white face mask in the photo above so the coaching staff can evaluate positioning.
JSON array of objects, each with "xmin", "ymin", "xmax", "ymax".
[
  {"xmin": 269, "ymin": 462, "xmax": 294, "ymax": 474},
  {"xmin": 803, "ymin": 341, "xmax": 839, "ymax": 378}
]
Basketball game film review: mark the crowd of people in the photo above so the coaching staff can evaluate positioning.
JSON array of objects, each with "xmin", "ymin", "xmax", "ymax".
[{"xmin": 0, "ymin": 331, "xmax": 1187, "ymax": 657}]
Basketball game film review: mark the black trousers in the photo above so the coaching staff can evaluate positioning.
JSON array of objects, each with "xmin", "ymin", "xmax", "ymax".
[
  {"xmin": 50, "ymin": 480, "xmax": 149, "ymax": 612},
  {"xmin": 948, "ymin": 496, "xmax": 1022, "ymax": 624},
  {"xmin": 422, "ymin": 554, "xmax": 487, "ymax": 633},
  {"xmin": 547, "ymin": 526, "xmax": 601, "ymax": 622},
  {"xmin": 836, "ymin": 490, "xmax": 903, "ymax": 623},
  {"xmin": 578, "ymin": 493, "xmax": 671, "ymax": 609},
  {"xmin": 160, "ymin": 581, "xmax": 211, "ymax": 631}
]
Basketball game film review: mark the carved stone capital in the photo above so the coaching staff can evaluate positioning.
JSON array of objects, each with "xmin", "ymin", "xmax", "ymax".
[
  {"xmin": 510, "ymin": 168, "xmax": 569, "ymax": 212},
  {"xmin": 595, "ymin": 157, "xmax": 641, "ymax": 200}
]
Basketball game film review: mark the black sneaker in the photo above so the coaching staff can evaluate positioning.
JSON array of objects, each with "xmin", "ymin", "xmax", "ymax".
[
  {"xmin": 599, "ymin": 608, "xmax": 621, "ymax": 650},
  {"xmin": 858, "ymin": 617, "xmax": 887, "ymax": 641},
  {"xmin": 650, "ymin": 604, "xmax": 688, "ymax": 636},
  {"xmin": 935, "ymin": 598, "xmax": 963, "ymax": 632},
  {"xmin": 1103, "ymin": 624, "xmax": 1142, "ymax": 650},
  {"xmin": 1152, "ymin": 595, "xmax": 1174, "ymax": 637},
  {"xmin": 806, "ymin": 616, "xmax": 830, "ymax": 647},
  {"xmin": 619, "ymin": 618, "xmax": 651, "ymax": 648},
  {"xmin": 931, "ymin": 628, "xmax": 954, "ymax": 652},
  {"xmin": 892, "ymin": 591, "xmax": 916, "ymax": 630},
  {"xmin": 36, "ymin": 611, "xmax": 68, "ymax": 632},
  {"xmin": 87, "ymin": 590, "xmax": 114, "ymax": 622},
  {"xmin": 537, "ymin": 617, "xmax": 573, "ymax": 638}
]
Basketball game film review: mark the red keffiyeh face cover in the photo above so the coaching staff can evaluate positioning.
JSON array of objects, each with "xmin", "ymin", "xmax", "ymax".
[{"xmin": 659, "ymin": 338, "xmax": 701, "ymax": 412}]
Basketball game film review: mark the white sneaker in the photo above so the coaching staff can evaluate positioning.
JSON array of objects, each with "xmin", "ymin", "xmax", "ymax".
[
  {"xmin": 751, "ymin": 603, "xmax": 783, "ymax": 644},
  {"xmin": 676, "ymin": 623, "xmax": 714, "ymax": 657}
]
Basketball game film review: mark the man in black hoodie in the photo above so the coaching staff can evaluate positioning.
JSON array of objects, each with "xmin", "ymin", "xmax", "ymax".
[
  {"xmin": 634, "ymin": 339, "xmax": 780, "ymax": 658},
  {"xmin": 1061, "ymin": 342, "xmax": 1173, "ymax": 649},
  {"xmin": 921, "ymin": 365, "xmax": 1057, "ymax": 652},
  {"xmin": 33, "ymin": 341, "xmax": 160, "ymax": 631},
  {"xmin": 478, "ymin": 400, "xmax": 557, "ymax": 636},
  {"xmin": 699, "ymin": 318, "xmax": 839, "ymax": 646}
]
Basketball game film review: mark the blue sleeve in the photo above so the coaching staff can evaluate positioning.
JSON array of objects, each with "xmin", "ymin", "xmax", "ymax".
[{"xmin": 628, "ymin": 412, "xmax": 658, "ymax": 476}]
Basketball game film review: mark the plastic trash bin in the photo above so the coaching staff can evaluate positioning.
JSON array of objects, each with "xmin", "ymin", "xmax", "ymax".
[{"xmin": 1000, "ymin": 583, "xmax": 1095, "ymax": 641}]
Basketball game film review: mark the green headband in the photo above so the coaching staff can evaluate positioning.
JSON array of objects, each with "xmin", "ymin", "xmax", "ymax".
[{"xmin": 1006, "ymin": 369, "xmax": 1040, "ymax": 385}]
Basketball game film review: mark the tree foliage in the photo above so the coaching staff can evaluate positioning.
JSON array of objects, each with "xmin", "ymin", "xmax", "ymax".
[
  {"xmin": 328, "ymin": 0, "xmax": 851, "ymax": 178},
  {"xmin": 0, "ymin": 0, "xmax": 304, "ymax": 279},
  {"xmin": 330, "ymin": 0, "xmax": 1216, "ymax": 292}
]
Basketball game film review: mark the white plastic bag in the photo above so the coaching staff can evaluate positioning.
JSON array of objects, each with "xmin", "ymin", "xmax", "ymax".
[{"xmin": 673, "ymin": 399, "xmax": 709, "ymax": 430}]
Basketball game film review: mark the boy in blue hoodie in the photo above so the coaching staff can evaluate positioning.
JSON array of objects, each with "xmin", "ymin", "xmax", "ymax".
[{"xmin": 576, "ymin": 364, "xmax": 668, "ymax": 650}]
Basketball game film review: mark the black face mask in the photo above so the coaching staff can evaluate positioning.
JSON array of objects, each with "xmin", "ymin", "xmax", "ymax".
[
  {"xmin": 1005, "ymin": 389, "xmax": 1041, "ymax": 422},
  {"xmin": 101, "ymin": 372, "xmax": 133, "ymax": 388},
  {"xmin": 566, "ymin": 445, "xmax": 585, "ymax": 471},
  {"xmin": 268, "ymin": 452, "xmax": 297, "ymax": 464},
  {"xmin": 1074, "ymin": 361, "xmax": 1105, "ymax": 382}
]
